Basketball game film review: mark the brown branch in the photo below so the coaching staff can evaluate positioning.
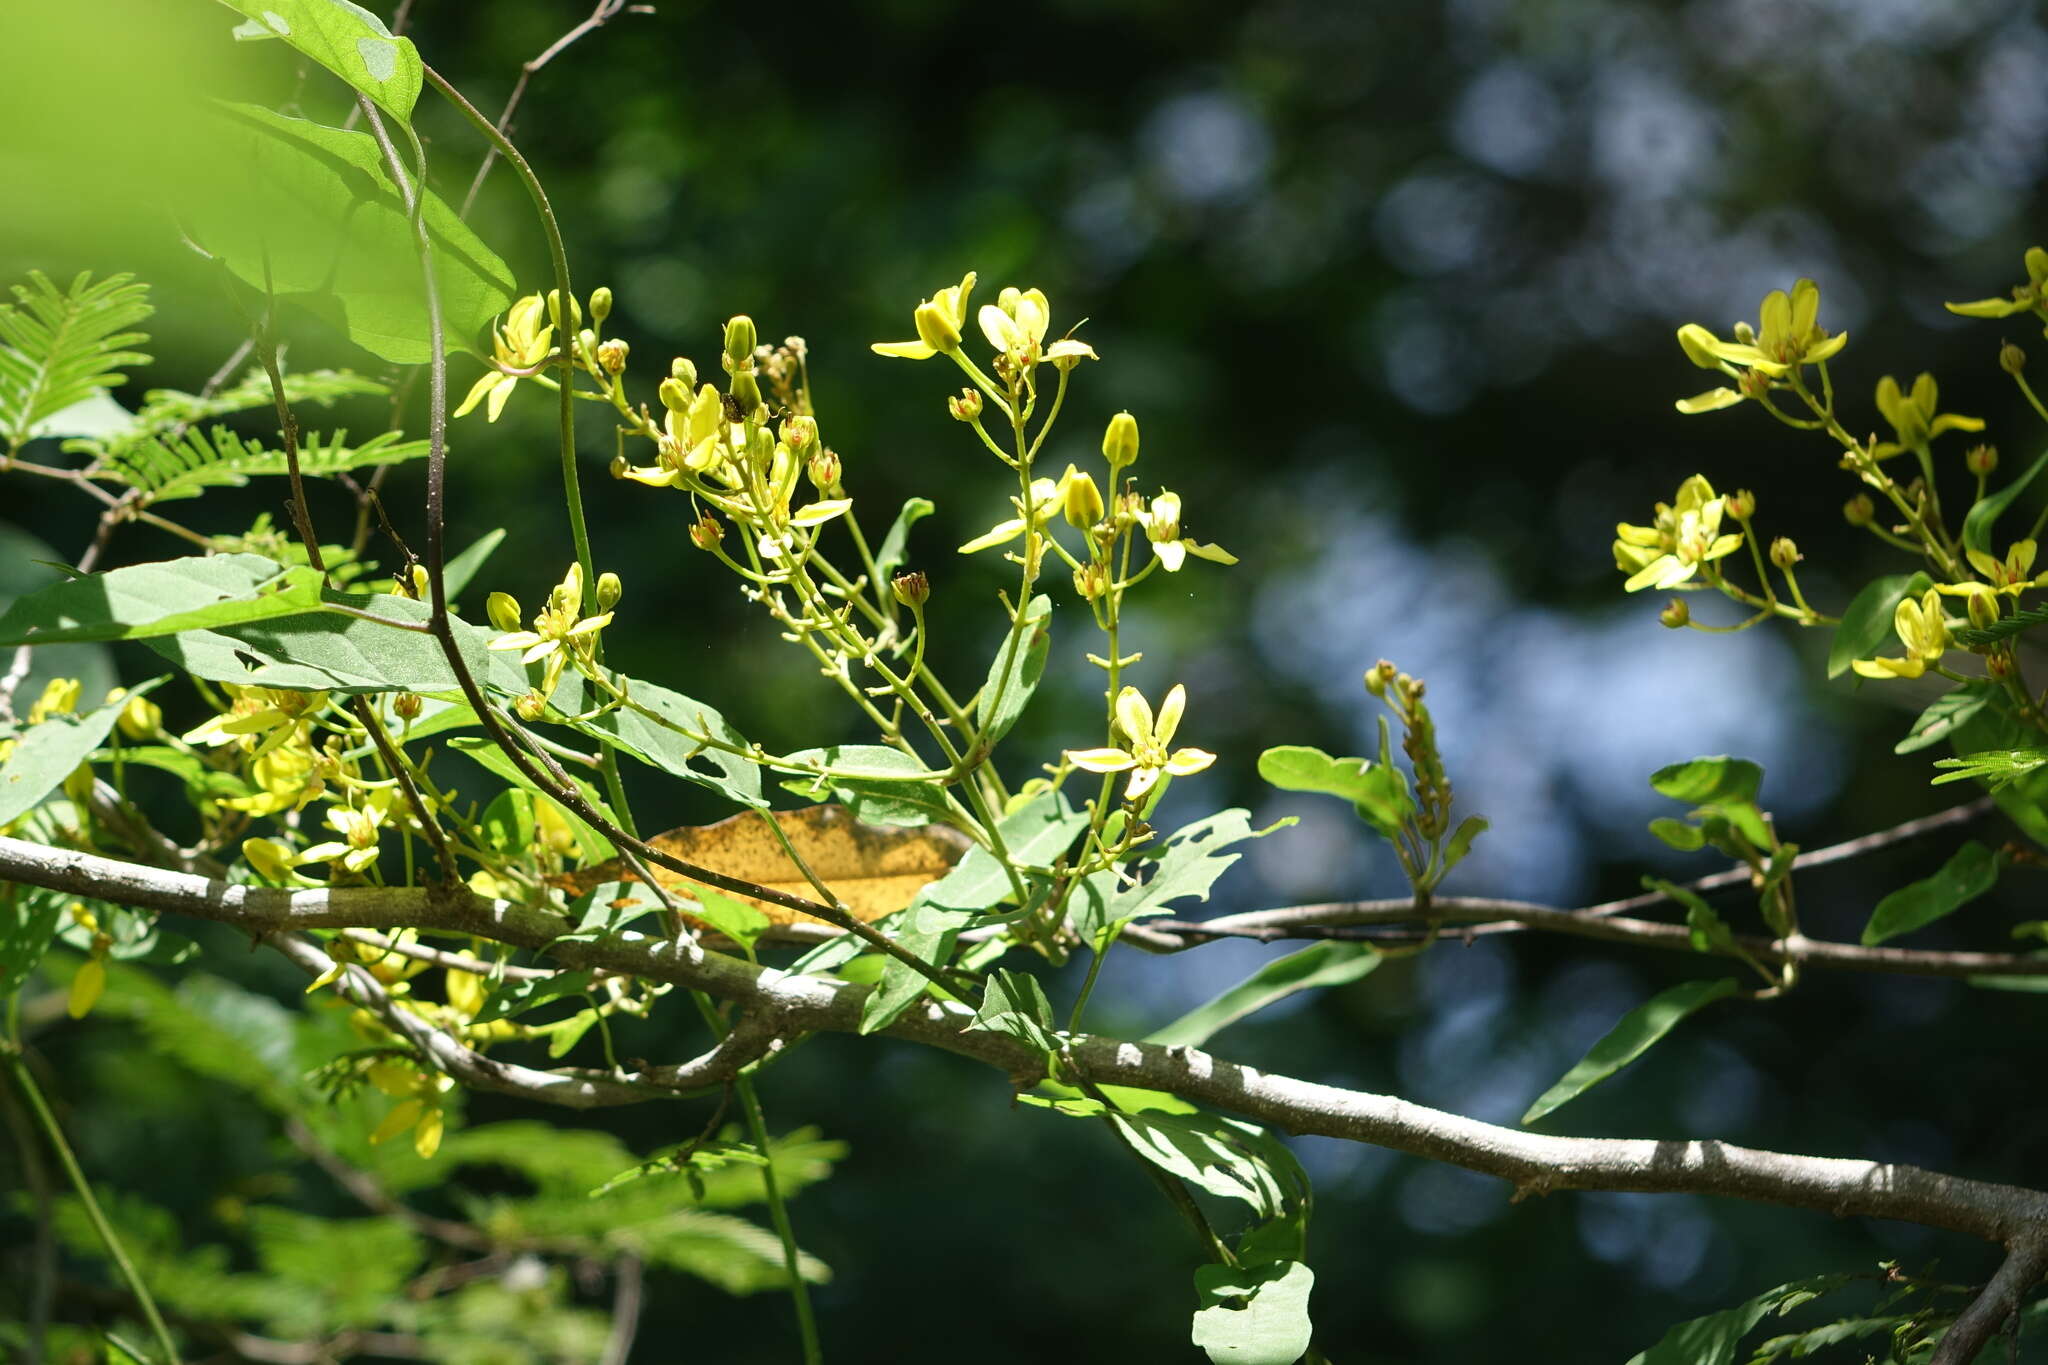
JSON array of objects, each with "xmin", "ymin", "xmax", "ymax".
[
  {"xmin": 1932, "ymin": 1236, "xmax": 2048, "ymax": 1365},
  {"xmin": 8, "ymin": 835, "xmax": 2047, "ymax": 1261}
]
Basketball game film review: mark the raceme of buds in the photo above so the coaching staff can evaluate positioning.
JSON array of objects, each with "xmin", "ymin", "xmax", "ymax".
[
  {"xmin": 949, "ymin": 389, "xmax": 983, "ymax": 422},
  {"xmin": 1103, "ymin": 411, "xmax": 1140, "ymax": 469},
  {"xmin": 2002, "ymin": 341, "xmax": 2027, "ymax": 375},
  {"xmin": 1844, "ymin": 494, "xmax": 1876, "ymax": 527},
  {"xmin": 1769, "ymin": 536, "xmax": 1801, "ymax": 570},
  {"xmin": 1660, "ymin": 598, "xmax": 1691, "ymax": 629},
  {"xmin": 590, "ymin": 286, "xmax": 612, "ymax": 324},
  {"xmin": 596, "ymin": 572, "xmax": 623, "ymax": 612},
  {"xmin": 1060, "ymin": 464, "xmax": 1104, "ymax": 529},
  {"xmin": 1072, "ymin": 561, "xmax": 1108, "ymax": 601},
  {"xmin": 597, "ymin": 338, "xmax": 629, "ymax": 374},
  {"xmin": 1967, "ymin": 444, "xmax": 2000, "ymax": 476},
  {"xmin": 724, "ymin": 315, "xmax": 758, "ymax": 367},
  {"xmin": 487, "ymin": 592, "xmax": 522, "ymax": 632},
  {"xmin": 691, "ymin": 512, "xmax": 725, "ymax": 550},
  {"xmin": 808, "ymin": 448, "xmax": 842, "ymax": 491},
  {"xmin": 671, "ymin": 357, "xmax": 698, "ymax": 388},
  {"xmin": 891, "ymin": 570, "xmax": 930, "ymax": 607},
  {"xmin": 392, "ymin": 692, "xmax": 423, "ymax": 721}
]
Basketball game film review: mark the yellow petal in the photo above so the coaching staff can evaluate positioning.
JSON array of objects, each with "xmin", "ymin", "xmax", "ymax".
[
  {"xmin": 1154, "ymin": 684, "xmax": 1187, "ymax": 746},
  {"xmin": 871, "ymin": 339, "xmax": 938, "ymax": 360},
  {"xmin": 1067, "ymin": 747, "xmax": 1137, "ymax": 773},
  {"xmin": 1675, "ymin": 388, "xmax": 1744, "ymax": 414},
  {"xmin": 1113, "ymin": 686, "xmax": 1154, "ymax": 744},
  {"xmin": 1165, "ymin": 747, "xmax": 1217, "ymax": 777},
  {"xmin": 484, "ymin": 374, "xmax": 515, "ymax": 423},
  {"xmin": 67, "ymin": 958, "xmax": 105, "ymax": 1019},
  {"xmin": 370, "ymin": 1098, "xmax": 423, "ymax": 1146},
  {"xmin": 412, "ymin": 1108, "xmax": 444, "ymax": 1159},
  {"xmin": 958, "ymin": 519, "xmax": 1026, "ymax": 554}
]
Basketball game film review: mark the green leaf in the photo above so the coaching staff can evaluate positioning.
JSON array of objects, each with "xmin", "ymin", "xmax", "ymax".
[
  {"xmin": 1649, "ymin": 817, "xmax": 1707, "ymax": 851},
  {"xmin": 688, "ymin": 885, "xmax": 774, "ymax": 949},
  {"xmin": 1625, "ymin": 1275, "xmax": 1854, "ymax": 1365},
  {"xmin": 1896, "ymin": 682, "xmax": 1996, "ymax": 754},
  {"xmin": 857, "ymin": 899, "xmax": 965, "ymax": 1035},
  {"xmin": 447, "ymin": 735, "xmax": 615, "ymax": 864},
  {"xmin": 977, "ymin": 593, "xmax": 1051, "ymax": 748},
  {"xmin": 1257, "ymin": 743, "xmax": 1412, "ymax": 836},
  {"xmin": 1147, "ymin": 942, "xmax": 1380, "ymax": 1049},
  {"xmin": 99, "ymin": 425, "xmax": 429, "ymax": 506},
  {"xmin": 189, "ymin": 103, "xmax": 515, "ymax": 363},
  {"xmin": 474, "ymin": 969, "xmax": 594, "ymax": 1025},
  {"xmin": 1931, "ymin": 747, "xmax": 2048, "ymax": 788},
  {"xmin": 219, "ymin": 0, "xmax": 423, "ymax": 125},
  {"xmin": 91, "ymin": 965, "xmax": 301, "ymax": 1110},
  {"xmin": 477, "ymin": 789, "xmax": 536, "ymax": 860},
  {"xmin": 1649, "ymin": 755, "xmax": 1763, "ymax": 807},
  {"xmin": 0, "ymin": 554, "xmax": 327, "ymax": 646},
  {"xmin": 1641, "ymin": 877, "xmax": 1738, "ymax": 955},
  {"xmin": 1964, "ymin": 448, "xmax": 2048, "ymax": 555},
  {"xmin": 918, "ymin": 791, "xmax": 1088, "ymax": 916},
  {"xmin": 1522, "ymin": 977, "xmax": 1739, "ymax": 1125},
  {"xmin": 1109, "ymin": 1110, "xmax": 1291, "ymax": 1214},
  {"xmin": 247, "ymin": 1206, "xmax": 422, "ymax": 1330},
  {"xmin": 1828, "ymin": 572, "xmax": 1931, "ymax": 679},
  {"xmin": 545, "ymin": 670, "xmax": 763, "ymax": 810},
  {"xmin": 443, "ymin": 528, "xmax": 506, "ymax": 604},
  {"xmin": 1861, "ymin": 840, "xmax": 1999, "ymax": 945},
  {"xmin": 972, "ymin": 968, "xmax": 1059, "ymax": 1056},
  {"xmin": 1442, "ymin": 813, "xmax": 1488, "ymax": 870},
  {"xmin": 873, "ymin": 496, "xmax": 934, "ymax": 587},
  {"xmin": 1190, "ymin": 1260, "xmax": 1316, "ymax": 1365},
  {"xmin": 1075, "ymin": 809, "xmax": 1294, "ymax": 935},
  {"xmin": 779, "ymin": 744, "xmax": 951, "ymax": 827},
  {"xmin": 0, "ymin": 883, "xmax": 67, "ymax": 995},
  {"xmin": 88, "ymin": 743, "xmax": 252, "ymax": 804},
  {"xmin": 0, "ymin": 677, "xmax": 165, "ymax": 826},
  {"xmin": 0, "ymin": 271, "xmax": 151, "ymax": 452}
]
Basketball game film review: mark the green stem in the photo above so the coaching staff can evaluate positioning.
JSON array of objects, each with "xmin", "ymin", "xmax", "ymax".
[
  {"xmin": 688, "ymin": 992, "xmax": 821, "ymax": 1365},
  {"xmin": 2, "ymin": 1040, "xmax": 182, "ymax": 1365}
]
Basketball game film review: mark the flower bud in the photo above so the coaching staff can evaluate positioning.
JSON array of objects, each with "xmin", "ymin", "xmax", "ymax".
[
  {"xmin": 807, "ymin": 448, "xmax": 841, "ymax": 491},
  {"xmin": 1732, "ymin": 320, "xmax": 1756, "ymax": 345},
  {"xmin": 780, "ymin": 414, "xmax": 819, "ymax": 453},
  {"xmin": 487, "ymin": 592, "xmax": 523, "ymax": 633},
  {"xmin": 1102, "ymin": 411, "xmax": 1140, "ymax": 469},
  {"xmin": 1072, "ymin": 561, "xmax": 1108, "ymax": 601},
  {"xmin": 589, "ymin": 287, "xmax": 613, "ymax": 324},
  {"xmin": 1967, "ymin": 444, "xmax": 1999, "ymax": 476},
  {"xmin": 661, "ymin": 377, "xmax": 693, "ymax": 413},
  {"xmin": 610, "ymin": 454, "xmax": 629, "ymax": 480},
  {"xmin": 690, "ymin": 512, "xmax": 725, "ymax": 550},
  {"xmin": 724, "ymin": 315, "xmax": 758, "ymax": 367},
  {"xmin": 1059, "ymin": 464, "xmax": 1104, "ymax": 528},
  {"xmin": 1724, "ymin": 489, "xmax": 1755, "ymax": 520},
  {"xmin": 595, "ymin": 572, "xmax": 623, "ymax": 611},
  {"xmin": 914, "ymin": 300, "xmax": 962, "ymax": 353},
  {"xmin": 891, "ymin": 570, "xmax": 930, "ymax": 607},
  {"xmin": 1769, "ymin": 536, "xmax": 1801, "ymax": 570},
  {"xmin": 1990, "ymin": 650, "xmax": 2017, "ymax": 680},
  {"xmin": 1844, "ymin": 494, "xmax": 1876, "ymax": 527},
  {"xmin": 948, "ymin": 389, "xmax": 983, "ymax": 422},
  {"xmin": 671, "ymin": 357, "xmax": 698, "ymax": 388},
  {"xmin": 1967, "ymin": 587, "xmax": 2001, "ymax": 631},
  {"xmin": 2002, "ymin": 342, "xmax": 2028, "ymax": 375},
  {"xmin": 514, "ymin": 690, "xmax": 547, "ymax": 722},
  {"xmin": 1738, "ymin": 367, "xmax": 1772, "ymax": 399},
  {"xmin": 116, "ymin": 690, "xmax": 162, "ymax": 741},
  {"xmin": 730, "ymin": 368, "xmax": 763, "ymax": 415},
  {"xmin": 546, "ymin": 289, "xmax": 580, "ymax": 330},
  {"xmin": 1660, "ymin": 598, "xmax": 1691, "ymax": 629},
  {"xmin": 392, "ymin": 692, "xmax": 423, "ymax": 721},
  {"xmin": 597, "ymin": 338, "xmax": 629, "ymax": 374},
  {"xmin": 1364, "ymin": 660, "xmax": 1396, "ymax": 698}
]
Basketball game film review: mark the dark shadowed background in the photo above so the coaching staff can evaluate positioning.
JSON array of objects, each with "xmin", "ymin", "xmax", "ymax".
[{"xmin": 7, "ymin": 0, "xmax": 2048, "ymax": 1359}]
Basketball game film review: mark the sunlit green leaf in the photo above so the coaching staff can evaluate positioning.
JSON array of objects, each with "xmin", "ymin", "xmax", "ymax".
[
  {"xmin": 1522, "ymin": 977, "xmax": 1739, "ymax": 1125},
  {"xmin": 1963, "ymin": 448, "xmax": 2048, "ymax": 555},
  {"xmin": 1190, "ymin": 1260, "xmax": 1316, "ymax": 1365},
  {"xmin": 0, "ymin": 677, "xmax": 165, "ymax": 825},
  {"xmin": 1861, "ymin": 840, "xmax": 1998, "ymax": 946},
  {"xmin": 977, "ymin": 593, "xmax": 1051, "ymax": 748},
  {"xmin": 1147, "ymin": 942, "xmax": 1379, "ymax": 1049},
  {"xmin": 218, "ymin": 0, "xmax": 423, "ymax": 125}
]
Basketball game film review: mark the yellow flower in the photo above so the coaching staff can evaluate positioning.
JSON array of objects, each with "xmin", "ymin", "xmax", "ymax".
[
  {"xmin": 1945, "ymin": 247, "xmax": 2048, "ymax": 319},
  {"xmin": 1613, "ymin": 475, "xmax": 1744, "ymax": 592},
  {"xmin": 1965, "ymin": 539, "xmax": 2048, "ymax": 596},
  {"xmin": 454, "ymin": 294, "xmax": 554, "ymax": 422},
  {"xmin": 184, "ymin": 686, "xmax": 329, "ymax": 760},
  {"xmin": 1139, "ymin": 491, "xmax": 1237, "ymax": 572},
  {"xmin": 1673, "ymin": 280, "xmax": 1847, "ymax": 414},
  {"xmin": 1852, "ymin": 589, "xmax": 1950, "ymax": 680},
  {"xmin": 872, "ymin": 272, "xmax": 978, "ymax": 360},
  {"xmin": 959, "ymin": 477, "xmax": 1061, "ymax": 554},
  {"xmin": 486, "ymin": 564, "xmax": 613, "ymax": 704},
  {"xmin": 1870, "ymin": 373, "xmax": 1984, "ymax": 460},
  {"xmin": 1066, "ymin": 684, "xmax": 1217, "ymax": 802}
]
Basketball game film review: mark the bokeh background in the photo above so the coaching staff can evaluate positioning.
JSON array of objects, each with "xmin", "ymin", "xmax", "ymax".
[{"xmin": 8, "ymin": 0, "xmax": 2048, "ymax": 1359}]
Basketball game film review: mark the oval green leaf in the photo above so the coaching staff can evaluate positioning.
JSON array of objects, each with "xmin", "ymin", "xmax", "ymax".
[{"xmin": 1522, "ymin": 977, "xmax": 1739, "ymax": 1125}]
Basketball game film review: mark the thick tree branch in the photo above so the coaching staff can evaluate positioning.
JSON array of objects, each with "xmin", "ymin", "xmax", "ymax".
[
  {"xmin": 8, "ymin": 835, "xmax": 2048, "ymax": 1259},
  {"xmin": 1931, "ymin": 1236, "xmax": 2048, "ymax": 1365}
]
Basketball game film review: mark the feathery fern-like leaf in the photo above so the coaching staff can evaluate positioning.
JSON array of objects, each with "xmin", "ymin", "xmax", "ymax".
[
  {"xmin": 127, "ymin": 367, "xmax": 390, "ymax": 432},
  {"xmin": 101, "ymin": 425, "xmax": 431, "ymax": 504},
  {"xmin": 0, "ymin": 270, "xmax": 153, "ymax": 453}
]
